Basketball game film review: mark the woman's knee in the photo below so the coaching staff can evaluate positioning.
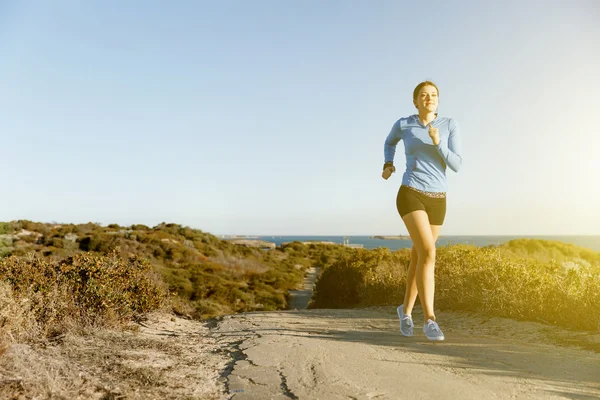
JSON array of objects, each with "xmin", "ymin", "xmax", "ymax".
[
  {"xmin": 410, "ymin": 245, "xmax": 419, "ymax": 260},
  {"xmin": 417, "ymin": 246, "xmax": 436, "ymax": 264}
]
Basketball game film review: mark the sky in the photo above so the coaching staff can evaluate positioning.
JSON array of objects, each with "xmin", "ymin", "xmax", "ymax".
[{"xmin": 1, "ymin": 0, "xmax": 599, "ymax": 236}]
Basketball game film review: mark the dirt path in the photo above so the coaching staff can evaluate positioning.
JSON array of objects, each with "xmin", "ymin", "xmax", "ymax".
[
  {"xmin": 3, "ymin": 307, "xmax": 598, "ymax": 399},
  {"xmin": 3, "ymin": 266, "xmax": 598, "ymax": 400},
  {"xmin": 288, "ymin": 267, "xmax": 319, "ymax": 310},
  {"xmin": 212, "ymin": 307, "xmax": 600, "ymax": 399},
  {"xmin": 0, "ymin": 313, "xmax": 230, "ymax": 400}
]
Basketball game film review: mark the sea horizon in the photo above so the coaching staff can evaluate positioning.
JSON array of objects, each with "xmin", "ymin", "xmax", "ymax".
[{"xmin": 221, "ymin": 234, "xmax": 600, "ymax": 252}]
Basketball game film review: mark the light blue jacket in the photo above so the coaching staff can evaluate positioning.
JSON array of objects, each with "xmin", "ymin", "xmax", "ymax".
[{"xmin": 384, "ymin": 114, "xmax": 463, "ymax": 192}]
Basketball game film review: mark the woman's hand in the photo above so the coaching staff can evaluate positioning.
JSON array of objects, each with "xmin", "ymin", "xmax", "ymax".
[
  {"xmin": 382, "ymin": 163, "xmax": 395, "ymax": 180},
  {"xmin": 429, "ymin": 126, "xmax": 440, "ymax": 145}
]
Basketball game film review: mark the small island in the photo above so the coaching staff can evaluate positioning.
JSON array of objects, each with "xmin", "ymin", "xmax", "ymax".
[{"xmin": 371, "ymin": 235, "xmax": 411, "ymax": 240}]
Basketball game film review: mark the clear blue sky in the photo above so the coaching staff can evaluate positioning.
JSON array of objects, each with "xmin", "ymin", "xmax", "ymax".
[{"xmin": 1, "ymin": 1, "xmax": 599, "ymax": 235}]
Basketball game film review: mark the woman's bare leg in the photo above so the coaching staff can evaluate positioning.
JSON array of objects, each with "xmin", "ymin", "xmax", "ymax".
[
  {"xmin": 403, "ymin": 246, "xmax": 419, "ymax": 314},
  {"xmin": 403, "ymin": 223, "xmax": 442, "ymax": 316},
  {"xmin": 401, "ymin": 210, "xmax": 440, "ymax": 322}
]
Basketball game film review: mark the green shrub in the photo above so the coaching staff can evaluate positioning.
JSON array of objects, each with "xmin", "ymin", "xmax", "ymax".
[
  {"xmin": 0, "ymin": 221, "xmax": 357, "ymax": 322},
  {"xmin": 312, "ymin": 244, "xmax": 600, "ymax": 331},
  {"xmin": 501, "ymin": 239, "xmax": 600, "ymax": 267},
  {"xmin": 0, "ymin": 251, "xmax": 166, "ymax": 338},
  {"xmin": 311, "ymin": 248, "xmax": 409, "ymax": 308},
  {"xmin": 0, "ymin": 222, "xmax": 13, "ymax": 234}
]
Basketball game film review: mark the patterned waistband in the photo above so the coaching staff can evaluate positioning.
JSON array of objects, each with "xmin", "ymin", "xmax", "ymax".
[{"xmin": 404, "ymin": 185, "xmax": 447, "ymax": 199}]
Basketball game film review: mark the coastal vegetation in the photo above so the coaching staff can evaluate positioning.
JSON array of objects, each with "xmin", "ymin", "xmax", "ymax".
[
  {"xmin": 0, "ymin": 220, "xmax": 356, "ymax": 344},
  {"xmin": 0, "ymin": 221, "xmax": 357, "ymax": 399},
  {"xmin": 311, "ymin": 239, "xmax": 600, "ymax": 332},
  {"xmin": 1, "ymin": 220, "xmax": 598, "ymax": 349}
]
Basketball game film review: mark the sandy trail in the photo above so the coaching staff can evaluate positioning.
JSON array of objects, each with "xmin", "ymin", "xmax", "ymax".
[
  {"xmin": 3, "ymin": 307, "xmax": 598, "ymax": 399},
  {"xmin": 212, "ymin": 308, "xmax": 600, "ymax": 400},
  {"xmin": 288, "ymin": 267, "xmax": 319, "ymax": 310},
  {"xmin": 211, "ymin": 262, "xmax": 600, "ymax": 399},
  {"xmin": 2, "ymin": 266, "xmax": 598, "ymax": 399}
]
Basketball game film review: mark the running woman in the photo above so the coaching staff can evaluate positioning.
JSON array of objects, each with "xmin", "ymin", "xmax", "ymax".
[{"xmin": 382, "ymin": 81, "xmax": 463, "ymax": 341}]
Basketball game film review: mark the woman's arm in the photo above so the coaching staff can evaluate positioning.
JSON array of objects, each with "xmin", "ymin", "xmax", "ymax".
[
  {"xmin": 435, "ymin": 119, "xmax": 462, "ymax": 172},
  {"xmin": 384, "ymin": 120, "xmax": 403, "ymax": 164}
]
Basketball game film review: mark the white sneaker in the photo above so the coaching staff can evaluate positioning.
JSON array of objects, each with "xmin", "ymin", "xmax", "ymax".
[
  {"xmin": 423, "ymin": 319, "xmax": 445, "ymax": 341},
  {"xmin": 396, "ymin": 305, "xmax": 413, "ymax": 337}
]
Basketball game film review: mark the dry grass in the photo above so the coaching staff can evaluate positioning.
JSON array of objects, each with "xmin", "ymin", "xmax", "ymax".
[
  {"xmin": 311, "ymin": 244, "xmax": 600, "ymax": 332},
  {"xmin": 0, "ymin": 251, "xmax": 167, "ymax": 341},
  {"xmin": 0, "ymin": 282, "xmax": 38, "ymax": 347},
  {"xmin": 0, "ymin": 313, "xmax": 228, "ymax": 399},
  {"xmin": 209, "ymin": 251, "xmax": 269, "ymax": 275}
]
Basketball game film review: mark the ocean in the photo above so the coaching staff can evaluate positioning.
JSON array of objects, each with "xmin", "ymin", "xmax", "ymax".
[{"xmin": 254, "ymin": 235, "xmax": 600, "ymax": 252}]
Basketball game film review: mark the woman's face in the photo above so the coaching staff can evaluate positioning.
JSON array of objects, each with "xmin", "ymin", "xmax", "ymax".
[{"xmin": 414, "ymin": 85, "xmax": 438, "ymax": 113}]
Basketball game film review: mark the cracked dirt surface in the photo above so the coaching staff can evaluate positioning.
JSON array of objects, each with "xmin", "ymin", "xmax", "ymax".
[
  {"xmin": 2, "ymin": 259, "xmax": 598, "ymax": 400},
  {"xmin": 3, "ymin": 308, "xmax": 598, "ymax": 399},
  {"xmin": 212, "ymin": 308, "xmax": 600, "ymax": 400},
  {"xmin": 0, "ymin": 313, "xmax": 230, "ymax": 400}
]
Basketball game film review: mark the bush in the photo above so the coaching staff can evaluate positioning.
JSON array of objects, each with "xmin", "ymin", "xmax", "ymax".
[
  {"xmin": 0, "ymin": 251, "xmax": 167, "ymax": 339},
  {"xmin": 0, "ymin": 280, "xmax": 37, "ymax": 344},
  {"xmin": 0, "ymin": 221, "xmax": 358, "ymax": 322},
  {"xmin": 131, "ymin": 224, "xmax": 150, "ymax": 231},
  {"xmin": 0, "ymin": 222, "xmax": 13, "ymax": 235},
  {"xmin": 311, "ymin": 244, "xmax": 600, "ymax": 331},
  {"xmin": 311, "ymin": 248, "xmax": 409, "ymax": 308},
  {"xmin": 501, "ymin": 239, "xmax": 600, "ymax": 267}
]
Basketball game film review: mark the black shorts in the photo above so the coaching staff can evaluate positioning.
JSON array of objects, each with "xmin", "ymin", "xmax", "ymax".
[{"xmin": 396, "ymin": 185, "xmax": 447, "ymax": 225}]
